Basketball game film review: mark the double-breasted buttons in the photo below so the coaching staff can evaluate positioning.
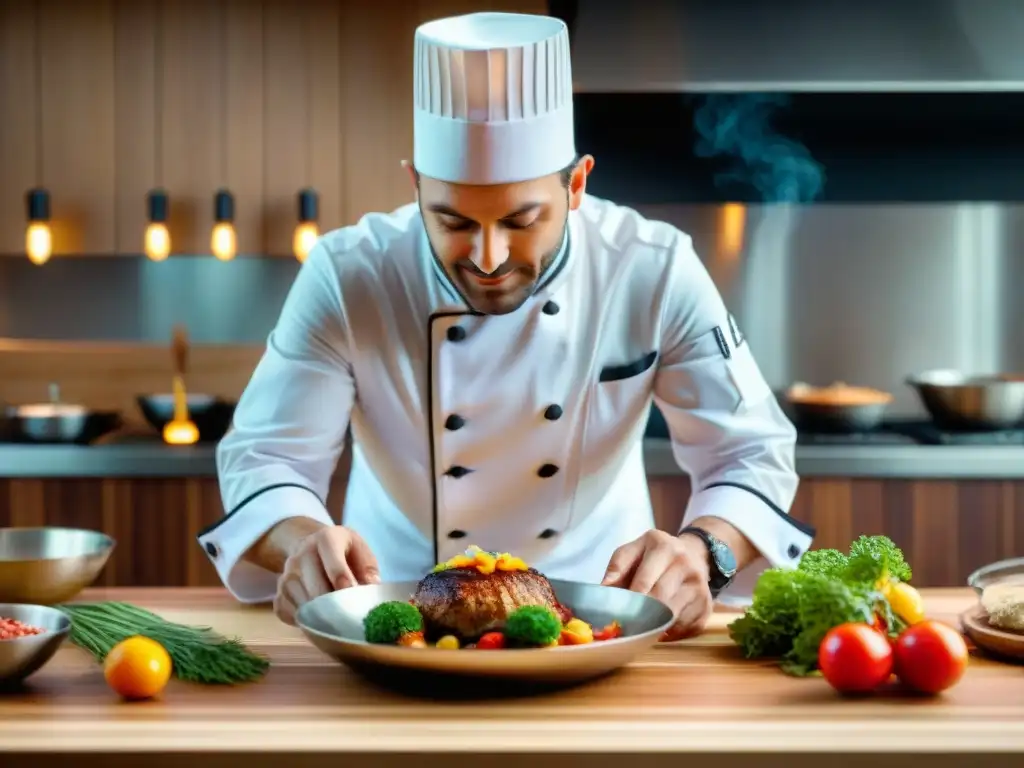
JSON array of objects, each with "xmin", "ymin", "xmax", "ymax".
[
  {"xmin": 537, "ymin": 463, "xmax": 559, "ymax": 478},
  {"xmin": 542, "ymin": 300, "xmax": 560, "ymax": 315},
  {"xmin": 787, "ymin": 544, "xmax": 801, "ymax": 559},
  {"xmin": 538, "ymin": 528, "xmax": 558, "ymax": 539},
  {"xmin": 444, "ymin": 414, "xmax": 465, "ymax": 431},
  {"xmin": 448, "ymin": 530, "xmax": 468, "ymax": 539},
  {"xmin": 447, "ymin": 326, "xmax": 466, "ymax": 342},
  {"xmin": 204, "ymin": 541, "xmax": 218, "ymax": 557},
  {"xmin": 543, "ymin": 404, "xmax": 563, "ymax": 421},
  {"xmin": 445, "ymin": 466, "xmax": 472, "ymax": 478}
]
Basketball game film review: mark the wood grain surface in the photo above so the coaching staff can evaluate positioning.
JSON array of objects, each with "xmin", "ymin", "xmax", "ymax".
[{"xmin": 0, "ymin": 587, "xmax": 1022, "ymax": 767}]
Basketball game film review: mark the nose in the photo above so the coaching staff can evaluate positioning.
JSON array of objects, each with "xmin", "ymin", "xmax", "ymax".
[{"xmin": 469, "ymin": 227, "xmax": 509, "ymax": 275}]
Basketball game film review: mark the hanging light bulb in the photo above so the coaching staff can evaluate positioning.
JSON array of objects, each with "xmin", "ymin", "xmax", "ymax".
[
  {"xmin": 210, "ymin": 189, "xmax": 236, "ymax": 261},
  {"xmin": 293, "ymin": 188, "xmax": 320, "ymax": 262},
  {"xmin": 25, "ymin": 188, "xmax": 52, "ymax": 266},
  {"xmin": 144, "ymin": 189, "xmax": 171, "ymax": 261}
]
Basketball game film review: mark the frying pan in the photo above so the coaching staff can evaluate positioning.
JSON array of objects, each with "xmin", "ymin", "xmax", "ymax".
[
  {"xmin": 2, "ymin": 384, "xmax": 122, "ymax": 444},
  {"xmin": 783, "ymin": 382, "xmax": 894, "ymax": 433},
  {"xmin": 136, "ymin": 393, "xmax": 236, "ymax": 443}
]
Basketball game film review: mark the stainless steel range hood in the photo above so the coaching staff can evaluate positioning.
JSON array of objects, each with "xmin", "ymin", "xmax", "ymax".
[{"xmin": 563, "ymin": 0, "xmax": 1024, "ymax": 93}]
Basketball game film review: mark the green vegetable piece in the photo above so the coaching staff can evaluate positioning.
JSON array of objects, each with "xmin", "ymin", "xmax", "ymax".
[
  {"xmin": 797, "ymin": 548, "xmax": 848, "ymax": 579},
  {"xmin": 846, "ymin": 534, "xmax": 912, "ymax": 584},
  {"xmin": 363, "ymin": 601, "xmax": 423, "ymax": 644},
  {"xmin": 504, "ymin": 605, "xmax": 562, "ymax": 647}
]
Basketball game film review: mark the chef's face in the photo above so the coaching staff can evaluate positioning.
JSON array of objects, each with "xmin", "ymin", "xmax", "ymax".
[{"xmin": 409, "ymin": 155, "xmax": 594, "ymax": 315}]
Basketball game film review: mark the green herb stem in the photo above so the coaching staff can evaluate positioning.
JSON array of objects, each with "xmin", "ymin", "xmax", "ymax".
[{"xmin": 58, "ymin": 601, "xmax": 270, "ymax": 685}]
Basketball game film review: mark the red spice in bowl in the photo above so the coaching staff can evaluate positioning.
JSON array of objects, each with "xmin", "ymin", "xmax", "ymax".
[{"xmin": 0, "ymin": 616, "xmax": 45, "ymax": 640}]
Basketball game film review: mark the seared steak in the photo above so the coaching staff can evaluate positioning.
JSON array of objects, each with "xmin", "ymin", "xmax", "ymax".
[{"xmin": 413, "ymin": 567, "xmax": 572, "ymax": 641}]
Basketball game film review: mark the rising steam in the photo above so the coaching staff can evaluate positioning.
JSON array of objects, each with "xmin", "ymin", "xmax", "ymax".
[{"xmin": 692, "ymin": 94, "xmax": 825, "ymax": 203}]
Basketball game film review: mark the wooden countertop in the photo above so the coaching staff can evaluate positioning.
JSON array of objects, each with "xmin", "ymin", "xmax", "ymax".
[{"xmin": 1, "ymin": 587, "xmax": 1022, "ymax": 767}]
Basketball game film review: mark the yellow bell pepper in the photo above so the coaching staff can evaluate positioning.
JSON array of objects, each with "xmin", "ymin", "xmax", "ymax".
[
  {"xmin": 560, "ymin": 618, "xmax": 595, "ymax": 645},
  {"xmin": 884, "ymin": 580, "xmax": 926, "ymax": 625},
  {"xmin": 435, "ymin": 635, "xmax": 460, "ymax": 650}
]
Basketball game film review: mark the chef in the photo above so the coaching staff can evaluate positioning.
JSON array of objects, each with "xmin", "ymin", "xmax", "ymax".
[{"xmin": 197, "ymin": 11, "xmax": 815, "ymax": 639}]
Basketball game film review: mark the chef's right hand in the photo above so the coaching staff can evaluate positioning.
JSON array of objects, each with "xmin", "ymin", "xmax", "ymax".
[{"xmin": 274, "ymin": 525, "xmax": 380, "ymax": 625}]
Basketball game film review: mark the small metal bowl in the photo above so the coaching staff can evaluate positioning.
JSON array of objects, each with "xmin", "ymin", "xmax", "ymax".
[
  {"xmin": 0, "ymin": 528, "xmax": 116, "ymax": 605},
  {"xmin": 0, "ymin": 603, "xmax": 71, "ymax": 685},
  {"xmin": 967, "ymin": 557, "xmax": 1024, "ymax": 598}
]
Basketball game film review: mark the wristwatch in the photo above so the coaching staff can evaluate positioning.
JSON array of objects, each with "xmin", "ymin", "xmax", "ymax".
[{"xmin": 679, "ymin": 526, "xmax": 738, "ymax": 598}]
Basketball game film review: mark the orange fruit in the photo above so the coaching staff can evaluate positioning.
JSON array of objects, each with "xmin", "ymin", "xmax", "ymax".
[{"xmin": 103, "ymin": 636, "xmax": 173, "ymax": 700}]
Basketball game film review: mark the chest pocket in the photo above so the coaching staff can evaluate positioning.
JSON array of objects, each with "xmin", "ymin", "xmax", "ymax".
[{"xmin": 585, "ymin": 350, "xmax": 659, "ymax": 456}]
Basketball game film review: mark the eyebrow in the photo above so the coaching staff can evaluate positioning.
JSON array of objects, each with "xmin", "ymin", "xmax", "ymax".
[{"xmin": 426, "ymin": 202, "xmax": 543, "ymax": 223}]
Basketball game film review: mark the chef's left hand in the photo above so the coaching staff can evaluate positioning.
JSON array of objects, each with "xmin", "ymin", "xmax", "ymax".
[{"xmin": 601, "ymin": 529, "xmax": 713, "ymax": 642}]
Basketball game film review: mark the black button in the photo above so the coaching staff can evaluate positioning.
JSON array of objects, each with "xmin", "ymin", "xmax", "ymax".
[
  {"xmin": 448, "ymin": 530, "xmax": 468, "ymax": 539},
  {"xmin": 444, "ymin": 414, "xmax": 465, "ymax": 431},
  {"xmin": 537, "ymin": 463, "xmax": 559, "ymax": 478},
  {"xmin": 542, "ymin": 301, "xmax": 560, "ymax": 315},
  {"xmin": 445, "ymin": 465, "xmax": 471, "ymax": 478},
  {"xmin": 543, "ymin": 404, "xmax": 563, "ymax": 421},
  {"xmin": 204, "ymin": 541, "xmax": 218, "ymax": 557},
  {"xmin": 539, "ymin": 528, "xmax": 558, "ymax": 539},
  {"xmin": 447, "ymin": 326, "xmax": 466, "ymax": 342},
  {"xmin": 787, "ymin": 544, "xmax": 801, "ymax": 559}
]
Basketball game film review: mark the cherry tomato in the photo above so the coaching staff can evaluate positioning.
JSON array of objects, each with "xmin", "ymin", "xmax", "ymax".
[
  {"xmin": 818, "ymin": 622, "xmax": 894, "ymax": 694},
  {"xmin": 476, "ymin": 632, "xmax": 506, "ymax": 650},
  {"xmin": 893, "ymin": 620, "xmax": 969, "ymax": 694}
]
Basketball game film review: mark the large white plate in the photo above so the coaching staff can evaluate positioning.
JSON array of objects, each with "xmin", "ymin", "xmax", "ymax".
[{"xmin": 296, "ymin": 579, "xmax": 673, "ymax": 692}]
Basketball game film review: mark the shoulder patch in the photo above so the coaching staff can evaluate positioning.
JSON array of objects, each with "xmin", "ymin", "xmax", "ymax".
[{"xmin": 713, "ymin": 326, "xmax": 732, "ymax": 359}]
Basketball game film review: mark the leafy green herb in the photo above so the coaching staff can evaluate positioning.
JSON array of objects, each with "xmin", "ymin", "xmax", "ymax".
[
  {"xmin": 728, "ymin": 535, "xmax": 911, "ymax": 676},
  {"xmin": 60, "ymin": 601, "xmax": 270, "ymax": 685}
]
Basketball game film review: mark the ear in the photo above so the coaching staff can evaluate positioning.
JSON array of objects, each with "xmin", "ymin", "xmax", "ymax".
[
  {"xmin": 567, "ymin": 154, "xmax": 595, "ymax": 211},
  {"xmin": 400, "ymin": 159, "xmax": 418, "ymax": 198}
]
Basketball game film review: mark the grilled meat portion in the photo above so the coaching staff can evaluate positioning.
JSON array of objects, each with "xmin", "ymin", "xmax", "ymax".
[{"xmin": 413, "ymin": 567, "xmax": 572, "ymax": 641}]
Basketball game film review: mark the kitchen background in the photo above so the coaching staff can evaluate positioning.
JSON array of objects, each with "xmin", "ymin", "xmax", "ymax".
[{"xmin": 1, "ymin": 0, "xmax": 1023, "ymax": 589}]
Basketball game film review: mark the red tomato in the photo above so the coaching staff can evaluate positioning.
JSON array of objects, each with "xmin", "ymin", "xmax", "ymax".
[
  {"xmin": 893, "ymin": 620, "xmax": 969, "ymax": 694},
  {"xmin": 476, "ymin": 632, "xmax": 506, "ymax": 650},
  {"xmin": 593, "ymin": 621, "xmax": 623, "ymax": 642},
  {"xmin": 818, "ymin": 622, "xmax": 894, "ymax": 694}
]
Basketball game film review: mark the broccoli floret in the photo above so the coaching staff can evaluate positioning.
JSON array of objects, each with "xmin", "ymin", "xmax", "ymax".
[
  {"xmin": 798, "ymin": 548, "xmax": 848, "ymax": 579},
  {"xmin": 504, "ymin": 605, "xmax": 562, "ymax": 647},
  {"xmin": 363, "ymin": 601, "xmax": 423, "ymax": 644}
]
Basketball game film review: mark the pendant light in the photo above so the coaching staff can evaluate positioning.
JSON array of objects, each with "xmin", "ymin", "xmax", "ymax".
[
  {"xmin": 145, "ymin": 190, "xmax": 171, "ymax": 261},
  {"xmin": 293, "ymin": 188, "xmax": 319, "ymax": 262},
  {"xmin": 211, "ymin": 189, "xmax": 236, "ymax": 261},
  {"xmin": 25, "ymin": 4, "xmax": 50, "ymax": 266},
  {"xmin": 25, "ymin": 188, "xmax": 51, "ymax": 266},
  {"xmin": 209, "ymin": 5, "xmax": 235, "ymax": 262},
  {"xmin": 144, "ymin": 8, "xmax": 171, "ymax": 262}
]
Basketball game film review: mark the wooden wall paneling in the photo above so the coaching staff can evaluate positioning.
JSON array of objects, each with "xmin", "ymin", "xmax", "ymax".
[
  {"xmin": 159, "ymin": 0, "xmax": 226, "ymax": 255},
  {"xmin": 261, "ymin": 0, "xmax": 344, "ymax": 255},
  {"xmin": 224, "ymin": 0, "xmax": 265, "ymax": 257},
  {"xmin": 38, "ymin": 0, "xmax": 117, "ymax": 255},
  {"xmin": 0, "ymin": 1, "xmax": 39, "ymax": 256},
  {"xmin": 112, "ymin": 0, "xmax": 158, "ymax": 256},
  {"xmin": 338, "ymin": 3, "xmax": 419, "ymax": 222}
]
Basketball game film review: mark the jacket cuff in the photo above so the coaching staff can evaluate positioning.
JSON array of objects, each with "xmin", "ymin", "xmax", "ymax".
[
  {"xmin": 196, "ymin": 485, "xmax": 334, "ymax": 604},
  {"xmin": 680, "ymin": 483, "xmax": 815, "ymax": 608}
]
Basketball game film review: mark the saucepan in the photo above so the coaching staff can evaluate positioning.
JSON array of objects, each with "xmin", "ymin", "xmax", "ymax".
[
  {"xmin": 782, "ymin": 381, "xmax": 894, "ymax": 433},
  {"xmin": 2, "ymin": 384, "xmax": 122, "ymax": 444},
  {"xmin": 905, "ymin": 369, "xmax": 1024, "ymax": 431}
]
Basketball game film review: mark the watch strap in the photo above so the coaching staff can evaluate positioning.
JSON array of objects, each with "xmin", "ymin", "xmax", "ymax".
[{"xmin": 679, "ymin": 525, "xmax": 736, "ymax": 597}]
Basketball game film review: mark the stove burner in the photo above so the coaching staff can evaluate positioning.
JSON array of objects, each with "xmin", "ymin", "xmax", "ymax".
[{"xmin": 798, "ymin": 418, "xmax": 1024, "ymax": 446}]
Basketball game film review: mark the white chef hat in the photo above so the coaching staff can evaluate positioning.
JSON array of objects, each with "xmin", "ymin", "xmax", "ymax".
[{"xmin": 413, "ymin": 12, "xmax": 576, "ymax": 185}]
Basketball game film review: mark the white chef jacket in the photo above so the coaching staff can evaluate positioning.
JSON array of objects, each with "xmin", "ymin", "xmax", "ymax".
[{"xmin": 197, "ymin": 195, "xmax": 815, "ymax": 608}]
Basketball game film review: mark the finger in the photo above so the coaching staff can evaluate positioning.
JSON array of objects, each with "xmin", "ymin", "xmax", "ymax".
[
  {"xmin": 663, "ymin": 592, "xmax": 713, "ymax": 642},
  {"xmin": 283, "ymin": 573, "xmax": 309, "ymax": 609},
  {"xmin": 298, "ymin": 553, "xmax": 333, "ymax": 599},
  {"xmin": 648, "ymin": 564, "xmax": 688, "ymax": 612},
  {"xmin": 602, "ymin": 538, "xmax": 645, "ymax": 586},
  {"xmin": 318, "ymin": 533, "xmax": 359, "ymax": 590},
  {"xmin": 346, "ymin": 529, "xmax": 381, "ymax": 584},
  {"xmin": 628, "ymin": 544, "xmax": 676, "ymax": 595}
]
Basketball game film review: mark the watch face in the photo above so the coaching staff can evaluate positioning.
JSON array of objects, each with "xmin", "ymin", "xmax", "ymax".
[{"xmin": 711, "ymin": 541, "xmax": 738, "ymax": 578}]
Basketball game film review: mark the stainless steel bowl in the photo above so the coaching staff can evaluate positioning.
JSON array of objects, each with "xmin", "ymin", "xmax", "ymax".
[
  {"xmin": 296, "ymin": 579, "xmax": 674, "ymax": 694},
  {"xmin": 967, "ymin": 557, "xmax": 1024, "ymax": 598},
  {"xmin": 906, "ymin": 369, "xmax": 1024, "ymax": 430},
  {"xmin": 0, "ymin": 603, "xmax": 71, "ymax": 685},
  {"xmin": 0, "ymin": 528, "xmax": 115, "ymax": 604}
]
